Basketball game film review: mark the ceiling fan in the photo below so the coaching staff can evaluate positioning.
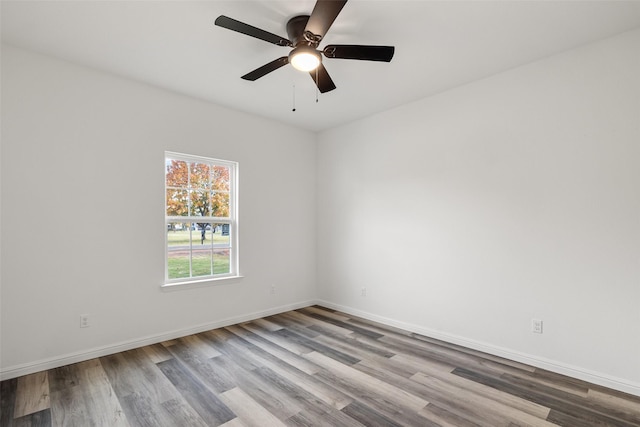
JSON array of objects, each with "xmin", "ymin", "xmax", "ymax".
[{"xmin": 214, "ymin": 0, "xmax": 395, "ymax": 93}]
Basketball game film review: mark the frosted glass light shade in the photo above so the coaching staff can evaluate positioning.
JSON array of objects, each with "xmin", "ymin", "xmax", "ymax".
[{"xmin": 289, "ymin": 48, "xmax": 321, "ymax": 72}]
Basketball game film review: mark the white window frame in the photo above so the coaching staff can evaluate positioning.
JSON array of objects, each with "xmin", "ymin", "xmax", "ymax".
[{"xmin": 164, "ymin": 151, "xmax": 239, "ymax": 287}]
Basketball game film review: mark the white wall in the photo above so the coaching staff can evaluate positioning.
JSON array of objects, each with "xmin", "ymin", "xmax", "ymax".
[
  {"xmin": 0, "ymin": 45, "xmax": 317, "ymax": 376},
  {"xmin": 2, "ymin": 28, "xmax": 639, "ymax": 397},
  {"xmin": 317, "ymin": 29, "xmax": 640, "ymax": 394}
]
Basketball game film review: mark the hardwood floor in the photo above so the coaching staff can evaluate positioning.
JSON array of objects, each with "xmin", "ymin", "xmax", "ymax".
[{"xmin": 1, "ymin": 306, "xmax": 639, "ymax": 426}]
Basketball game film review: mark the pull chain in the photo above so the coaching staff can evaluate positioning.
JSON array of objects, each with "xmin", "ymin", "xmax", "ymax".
[
  {"xmin": 315, "ymin": 67, "xmax": 319, "ymax": 103},
  {"xmin": 292, "ymin": 84, "xmax": 296, "ymax": 112}
]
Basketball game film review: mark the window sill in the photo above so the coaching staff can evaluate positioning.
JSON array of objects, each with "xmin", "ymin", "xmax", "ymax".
[{"xmin": 161, "ymin": 275, "xmax": 244, "ymax": 291}]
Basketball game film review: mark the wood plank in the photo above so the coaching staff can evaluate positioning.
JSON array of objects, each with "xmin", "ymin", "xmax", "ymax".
[
  {"xmin": 306, "ymin": 351, "xmax": 428, "ymax": 412},
  {"xmin": 285, "ymin": 407, "xmax": 366, "ymax": 427},
  {"xmin": 161, "ymin": 398, "xmax": 209, "ymax": 427},
  {"xmin": 13, "ymin": 371, "xmax": 50, "ymax": 418},
  {"xmin": 119, "ymin": 392, "xmax": 169, "ymax": 427},
  {"xmin": 274, "ymin": 328, "xmax": 361, "ymax": 366},
  {"xmin": 382, "ymin": 333, "xmax": 533, "ymax": 381},
  {"xmin": 157, "ymin": 358, "xmax": 236, "ymax": 426},
  {"xmin": 299, "ymin": 306, "xmax": 352, "ymax": 322},
  {"xmin": 208, "ymin": 334, "xmax": 265, "ymax": 372},
  {"xmin": 0, "ymin": 377, "xmax": 18, "ymax": 426},
  {"xmin": 305, "ymin": 318, "xmax": 396, "ymax": 359},
  {"xmin": 313, "ymin": 331, "xmax": 396, "ymax": 362},
  {"xmin": 49, "ymin": 382, "xmax": 90, "ymax": 427},
  {"xmin": 216, "ymin": 335, "xmax": 329, "ymax": 418},
  {"xmin": 228, "ymin": 322, "xmax": 311, "ymax": 356},
  {"xmin": 340, "ymin": 401, "xmax": 404, "ymax": 427},
  {"xmin": 11, "ymin": 408, "xmax": 51, "ymax": 427},
  {"xmin": 482, "ymin": 365, "xmax": 589, "ymax": 398},
  {"xmin": 100, "ymin": 349, "xmax": 179, "ymax": 407},
  {"xmin": 390, "ymin": 352, "xmax": 456, "ymax": 376},
  {"xmin": 208, "ymin": 355, "xmax": 303, "ymax": 420},
  {"xmin": 129, "ymin": 347, "xmax": 182, "ymax": 402},
  {"xmin": 224, "ymin": 325, "xmax": 353, "ymax": 410},
  {"xmin": 219, "ymin": 387, "xmax": 286, "ymax": 427},
  {"xmin": 166, "ymin": 340, "xmax": 236, "ymax": 393},
  {"xmin": 419, "ymin": 403, "xmax": 483, "ymax": 427},
  {"xmin": 411, "ymin": 374, "xmax": 531, "ymax": 427},
  {"xmin": 265, "ymin": 315, "xmax": 321, "ymax": 340},
  {"xmin": 161, "ymin": 339, "xmax": 179, "ymax": 347},
  {"xmin": 586, "ymin": 388, "xmax": 640, "ymax": 424},
  {"xmin": 141, "ymin": 343, "xmax": 173, "ymax": 364},
  {"xmin": 250, "ymin": 318, "xmax": 283, "ymax": 332},
  {"xmin": 182, "ymin": 334, "xmax": 223, "ymax": 359},
  {"xmin": 530, "ymin": 368, "xmax": 592, "ymax": 394},
  {"xmin": 76, "ymin": 358, "xmax": 129, "ymax": 427},
  {"xmin": 378, "ymin": 357, "xmax": 550, "ymax": 420},
  {"xmin": 336, "ymin": 312, "xmax": 415, "ymax": 337},
  {"xmin": 218, "ymin": 417, "xmax": 248, "ymax": 427},
  {"xmin": 229, "ymin": 323, "xmax": 320, "ymax": 375},
  {"xmin": 454, "ymin": 367, "xmax": 638, "ymax": 426},
  {"xmin": 356, "ymin": 352, "xmax": 534, "ymax": 427},
  {"xmin": 411, "ymin": 371, "xmax": 557, "ymax": 427},
  {"xmin": 305, "ymin": 319, "xmax": 355, "ymax": 337},
  {"xmin": 301, "ymin": 312, "xmax": 385, "ymax": 339},
  {"xmin": 273, "ymin": 311, "xmax": 315, "ymax": 328},
  {"xmin": 252, "ymin": 365, "xmax": 352, "ymax": 417},
  {"xmin": 100, "ymin": 352, "xmax": 137, "ymax": 397},
  {"xmin": 48, "ymin": 364, "xmax": 80, "ymax": 393},
  {"xmin": 351, "ymin": 356, "xmax": 522, "ymax": 426}
]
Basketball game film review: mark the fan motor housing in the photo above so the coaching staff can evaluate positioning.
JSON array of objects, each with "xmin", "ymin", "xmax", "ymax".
[{"xmin": 286, "ymin": 15, "xmax": 311, "ymax": 47}]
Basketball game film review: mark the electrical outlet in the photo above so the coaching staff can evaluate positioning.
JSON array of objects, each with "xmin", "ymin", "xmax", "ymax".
[
  {"xmin": 531, "ymin": 318, "xmax": 543, "ymax": 334},
  {"xmin": 361, "ymin": 287, "xmax": 367, "ymax": 297},
  {"xmin": 270, "ymin": 285, "xmax": 276, "ymax": 294},
  {"xmin": 80, "ymin": 314, "xmax": 90, "ymax": 328}
]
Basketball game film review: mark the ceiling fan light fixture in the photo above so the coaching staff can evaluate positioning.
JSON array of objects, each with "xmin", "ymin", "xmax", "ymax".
[
  {"xmin": 215, "ymin": 0, "xmax": 393, "ymax": 93},
  {"xmin": 289, "ymin": 46, "xmax": 321, "ymax": 72}
]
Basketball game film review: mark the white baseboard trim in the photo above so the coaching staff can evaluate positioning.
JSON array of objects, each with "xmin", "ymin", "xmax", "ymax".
[
  {"xmin": 0, "ymin": 300, "xmax": 315, "ymax": 381},
  {"xmin": 4, "ymin": 299, "xmax": 639, "ymax": 398},
  {"xmin": 316, "ymin": 299, "xmax": 640, "ymax": 397}
]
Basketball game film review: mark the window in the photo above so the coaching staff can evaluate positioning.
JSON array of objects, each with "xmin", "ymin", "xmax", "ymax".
[{"xmin": 165, "ymin": 152, "xmax": 238, "ymax": 284}]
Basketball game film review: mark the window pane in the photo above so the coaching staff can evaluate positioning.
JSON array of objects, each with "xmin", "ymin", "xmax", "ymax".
[
  {"xmin": 213, "ymin": 249, "xmax": 230, "ymax": 274},
  {"xmin": 212, "ymin": 223, "xmax": 230, "ymax": 246},
  {"xmin": 192, "ymin": 248, "xmax": 213, "ymax": 277},
  {"xmin": 211, "ymin": 192, "xmax": 230, "ymax": 217},
  {"xmin": 190, "ymin": 162, "xmax": 211, "ymax": 190},
  {"xmin": 190, "ymin": 190, "xmax": 210, "ymax": 216},
  {"xmin": 167, "ymin": 222, "xmax": 191, "ymax": 279},
  {"xmin": 212, "ymin": 166, "xmax": 230, "ymax": 191},
  {"xmin": 193, "ymin": 222, "xmax": 209, "ymax": 245},
  {"xmin": 166, "ymin": 160, "xmax": 188, "ymax": 187},
  {"xmin": 166, "ymin": 189, "xmax": 189, "ymax": 216}
]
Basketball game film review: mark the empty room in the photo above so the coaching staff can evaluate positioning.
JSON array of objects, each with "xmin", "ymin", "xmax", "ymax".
[{"xmin": 1, "ymin": 1, "xmax": 639, "ymax": 426}]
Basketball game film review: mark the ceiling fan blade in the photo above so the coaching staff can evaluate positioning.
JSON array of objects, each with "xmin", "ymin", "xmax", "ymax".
[
  {"xmin": 215, "ymin": 16, "xmax": 292, "ymax": 47},
  {"xmin": 309, "ymin": 63, "xmax": 336, "ymax": 93},
  {"xmin": 323, "ymin": 45, "xmax": 395, "ymax": 62},
  {"xmin": 305, "ymin": 0, "xmax": 348, "ymax": 39},
  {"xmin": 241, "ymin": 57, "xmax": 289, "ymax": 81}
]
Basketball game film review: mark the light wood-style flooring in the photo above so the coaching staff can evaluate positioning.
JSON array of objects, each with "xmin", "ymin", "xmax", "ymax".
[{"xmin": 1, "ymin": 306, "xmax": 639, "ymax": 426}]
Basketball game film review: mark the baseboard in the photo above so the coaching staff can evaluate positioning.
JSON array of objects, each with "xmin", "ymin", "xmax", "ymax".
[
  {"xmin": 316, "ymin": 300, "xmax": 640, "ymax": 398},
  {"xmin": 4, "ymin": 299, "xmax": 639, "ymax": 398},
  {"xmin": 0, "ymin": 300, "xmax": 316, "ymax": 381}
]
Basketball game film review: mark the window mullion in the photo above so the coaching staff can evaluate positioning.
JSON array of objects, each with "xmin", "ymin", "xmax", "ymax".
[
  {"xmin": 189, "ymin": 223, "xmax": 193, "ymax": 278},
  {"xmin": 187, "ymin": 161, "xmax": 192, "ymax": 217}
]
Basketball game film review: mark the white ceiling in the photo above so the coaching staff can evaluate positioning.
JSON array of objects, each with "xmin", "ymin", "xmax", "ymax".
[{"xmin": 3, "ymin": 1, "xmax": 640, "ymax": 132}]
